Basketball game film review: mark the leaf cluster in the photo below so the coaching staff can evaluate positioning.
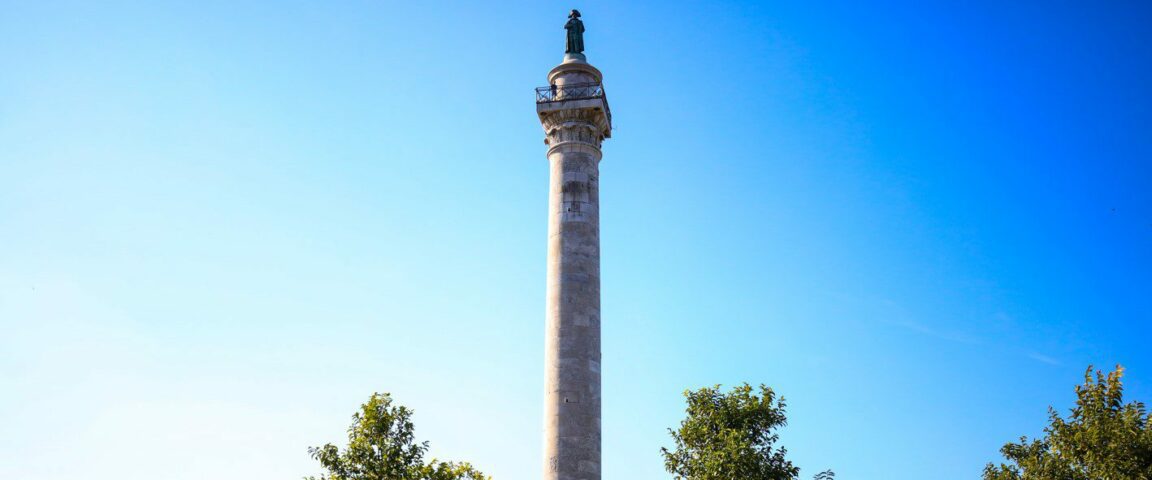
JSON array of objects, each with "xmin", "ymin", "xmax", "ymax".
[
  {"xmin": 984, "ymin": 365, "xmax": 1152, "ymax": 480},
  {"xmin": 306, "ymin": 393, "xmax": 489, "ymax": 480},
  {"xmin": 662, "ymin": 383, "xmax": 801, "ymax": 480}
]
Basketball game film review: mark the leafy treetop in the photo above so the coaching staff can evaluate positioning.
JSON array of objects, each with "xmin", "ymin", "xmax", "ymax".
[
  {"xmin": 662, "ymin": 383, "xmax": 832, "ymax": 480},
  {"xmin": 306, "ymin": 393, "xmax": 489, "ymax": 480},
  {"xmin": 984, "ymin": 365, "xmax": 1152, "ymax": 480}
]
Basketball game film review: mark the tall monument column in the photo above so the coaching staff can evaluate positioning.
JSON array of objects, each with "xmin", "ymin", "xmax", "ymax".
[{"xmin": 536, "ymin": 10, "xmax": 612, "ymax": 480}]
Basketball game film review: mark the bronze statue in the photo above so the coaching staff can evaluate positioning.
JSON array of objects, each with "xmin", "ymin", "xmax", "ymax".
[{"xmin": 565, "ymin": 10, "xmax": 585, "ymax": 54}]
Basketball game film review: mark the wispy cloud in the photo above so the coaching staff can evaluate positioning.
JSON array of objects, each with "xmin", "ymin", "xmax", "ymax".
[
  {"xmin": 1027, "ymin": 352, "xmax": 1062, "ymax": 366},
  {"xmin": 888, "ymin": 318, "xmax": 983, "ymax": 345}
]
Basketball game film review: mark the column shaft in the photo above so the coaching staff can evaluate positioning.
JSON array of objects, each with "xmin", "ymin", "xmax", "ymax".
[{"xmin": 544, "ymin": 142, "xmax": 602, "ymax": 480}]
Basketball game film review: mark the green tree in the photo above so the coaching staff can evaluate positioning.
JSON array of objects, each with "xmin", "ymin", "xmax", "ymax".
[
  {"xmin": 812, "ymin": 471, "xmax": 836, "ymax": 480},
  {"xmin": 983, "ymin": 365, "xmax": 1152, "ymax": 480},
  {"xmin": 306, "ymin": 392, "xmax": 489, "ymax": 480},
  {"xmin": 661, "ymin": 383, "xmax": 832, "ymax": 480}
]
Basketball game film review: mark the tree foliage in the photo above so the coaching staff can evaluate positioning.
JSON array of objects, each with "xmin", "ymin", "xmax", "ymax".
[
  {"xmin": 812, "ymin": 471, "xmax": 836, "ymax": 480},
  {"xmin": 983, "ymin": 365, "xmax": 1152, "ymax": 480},
  {"xmin": 306, "ymin": 393, "xmax": 489, "ymax": 480},
  {"xmin": 662, "ymin": 383, "xmax": 831, "ymax": 480}
]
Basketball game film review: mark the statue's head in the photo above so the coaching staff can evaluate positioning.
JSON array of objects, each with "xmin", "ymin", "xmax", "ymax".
[{"xmin": 569, "ymin": 9, "xmax": 581, "ymax": 18}]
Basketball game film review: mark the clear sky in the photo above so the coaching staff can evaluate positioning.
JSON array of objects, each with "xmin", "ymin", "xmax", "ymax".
[{"xmin": 2, "ymin": 1, "xmax": 1150, "ymax": 479}]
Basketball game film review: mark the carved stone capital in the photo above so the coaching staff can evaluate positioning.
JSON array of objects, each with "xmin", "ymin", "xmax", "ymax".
[{"xmin": 540, "ymin": 107, "xmax": 610, "ymax": 155}]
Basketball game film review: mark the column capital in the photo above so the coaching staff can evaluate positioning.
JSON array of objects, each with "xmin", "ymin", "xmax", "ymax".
[
  {"xmin": 540, "ymin": 107, "xmax": 610, "ymax": 155},
  {"xmin": 536, "ymin": 58, "xmax": 612, "ymax": 154}
]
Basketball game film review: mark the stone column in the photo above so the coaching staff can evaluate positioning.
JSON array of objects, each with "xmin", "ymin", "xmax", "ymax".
[{"xmin": 537, "ymin": 53, "xmax": 612, "ymax": 480}]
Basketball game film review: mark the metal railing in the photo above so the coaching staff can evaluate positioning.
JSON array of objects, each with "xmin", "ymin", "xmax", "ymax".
[
  {"xmin": 535, "ymin": 82, "xmax": 612, "ymax": 125},
  {"xmin": 535, "ymin": 82, "xmax": 605, "ymax": 103}
]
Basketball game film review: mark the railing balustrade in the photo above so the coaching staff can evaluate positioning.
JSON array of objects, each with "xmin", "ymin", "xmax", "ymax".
[{"xmin": 535, "ymin": 82, "xmax": 612, "ymax": 125}]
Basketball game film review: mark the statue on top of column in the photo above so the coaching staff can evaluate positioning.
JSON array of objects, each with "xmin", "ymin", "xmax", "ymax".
[{"xmin": 565, "ymin": 10, "xmax": 585, "ymax": 54}]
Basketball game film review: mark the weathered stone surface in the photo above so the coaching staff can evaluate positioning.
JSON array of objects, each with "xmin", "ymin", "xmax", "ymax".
[{"xmin": 540, "ymin": 54, "xmax": 612, "ymax": 480}]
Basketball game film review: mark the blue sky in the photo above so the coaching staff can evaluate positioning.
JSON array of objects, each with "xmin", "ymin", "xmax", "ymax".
[{"xmin": 1, "ymin": 1, "xmax": 1150, "ymax": 479}]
